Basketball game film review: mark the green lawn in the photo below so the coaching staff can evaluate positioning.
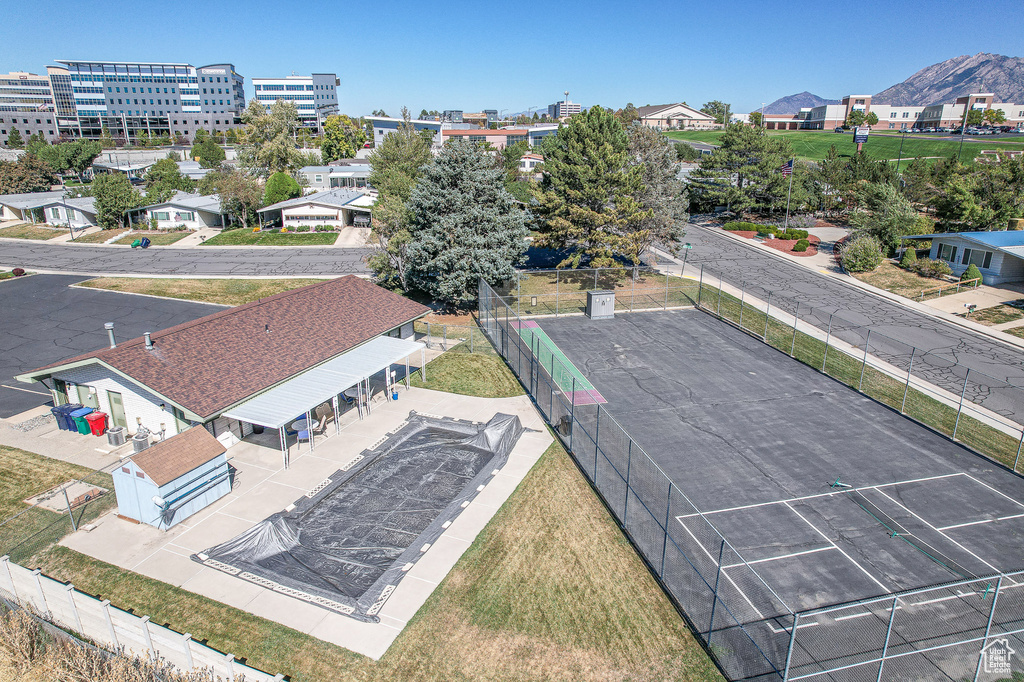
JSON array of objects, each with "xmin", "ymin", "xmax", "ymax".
[
  {"xmin": 0, "ymin": 223, "xmax": 66, "ymax": 240},
  {"xmin": 411, "ymin": 351, "xmax": 524, "ymax": 398},
  {"xmin": 22, "ymin": 437, "xmax": 718, "ymax": 682},
  {"xmin": 79, "ymin": 277, "xmax": 330, "ymax": 306},
  {"xmin": 111, "ymin": 230, "xmax": 190, "ymax": 246},
  {"xmin": 665, "ymin": 130, "xmax": 1024, "ymax": 163},
  {"xmin": 201, "ymin": 229, "xmax": 339, "ymax": 246},
  {"xmin": 71, "ymin": 228, "xmax": 131, "ymax": 244},
  {"xmin": 1005, "ymin": 326, "xmax": 1024, "ymax": 340}
]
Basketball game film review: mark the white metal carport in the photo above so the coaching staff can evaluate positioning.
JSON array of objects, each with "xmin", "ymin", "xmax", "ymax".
[{"xmin": 222, "ymin": 336, "xmax": 425, "ymax": 468}]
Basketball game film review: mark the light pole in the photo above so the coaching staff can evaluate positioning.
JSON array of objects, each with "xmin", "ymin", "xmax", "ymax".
[
  {"xmin": 761, "ymin": 102, "xmax": 765, "ymax": 129},
  {"xmin": 956, "ymin": 100, "xmax": 972, "ymax": 163},
  {"xmin": 895, "ymin": 129, "xmax": 907, "ymax": 174}
]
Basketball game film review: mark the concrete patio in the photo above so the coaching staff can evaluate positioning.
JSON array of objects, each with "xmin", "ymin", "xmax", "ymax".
[{"xmin": 59, "ymin": 386, "xmax": 552, "ymax": 659}]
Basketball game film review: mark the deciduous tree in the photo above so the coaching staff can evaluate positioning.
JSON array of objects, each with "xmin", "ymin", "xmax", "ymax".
[
  {"xmin": 191, "ymin": 136, "xmax": 226, "ymax": 169},
  {"xmin": 406, "ymin": 139, "xmax": 529, "ymax": 305},
  {"xmin": 848, "ymin": 182, "xmax": 920, "ymax": 254},
  {"xmin": 0, "ymin": 154, "xmax": 55, "ymax": 193},
  {"xmin": 626, "ymin": 124, "xmax": 687, "ymax": 259},
  {"xmin": 264, "ymin": 171, "xmax": 301, "ymax": 205},
  {"xmin": 319, "ymin": 115, "xmax": 366, "ymax": 162},
  {"xmin": 92, "ymin": 173, "xmax": 142, "ymax": 229},
  {"xmin": 238, "ymin": 99, "xmax": 303, "ymax": 175},
  {"xmin": 700, "ymin": 100, "xmax": 730, "ymax": 125}
]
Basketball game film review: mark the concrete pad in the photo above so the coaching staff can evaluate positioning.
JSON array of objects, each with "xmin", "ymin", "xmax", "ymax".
[
  {"xmin": 61, "ymin": 512, "xmax": 180, "ymax": 569},
  {"xmin": 241, "ymin": 589, "xmax": 331, "ymax": 634},
  {"xmin": 180, "ymin": 567, "xmax": 265, "ymax": 608},
  {"xmin": 306, "ymin": 612, "xmax": 401, "ymax": 660},
  {"xmin": 470, "ymin": 472, "xmax": 526, "ymax": 510},
  {"xmin": 402, "ymin": 534, "xmax": 471, "ymax": 587},
  {"xmin": 216, "ymin": 480, "xmax": 304, "ymax": 523},
  {"xmin": 266, "ymin": 455, "xmax": 343, "ymax": 493},
  {"xmin": 131, "ymin": 548, "xmax": 204, "ymax": 585},
  {"xmin": 166, "ymin": 512, "xmax": 258, "ymax": 553}
]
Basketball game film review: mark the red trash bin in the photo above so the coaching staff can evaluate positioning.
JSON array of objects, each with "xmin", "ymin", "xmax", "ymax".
[{"xmin": 85, "ymin": 411, "xmax": 108, "ymax": 436}]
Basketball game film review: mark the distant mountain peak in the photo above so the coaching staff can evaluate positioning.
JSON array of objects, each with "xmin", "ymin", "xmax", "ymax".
[
  {"xmin": 763, "ymin": 92, "xmax": 838, "ymax": 115},
  {"xmin": 873, "ymin": 53, "xmax": 1024, "ymax": 105}
]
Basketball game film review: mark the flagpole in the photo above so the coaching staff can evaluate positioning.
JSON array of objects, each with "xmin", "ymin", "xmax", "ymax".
[{"xmin": 783, "ymin": 159, "xmax": 794, "ymax": 231}]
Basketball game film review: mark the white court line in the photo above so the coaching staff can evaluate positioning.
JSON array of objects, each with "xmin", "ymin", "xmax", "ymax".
[
  {"xmin": 963, "ymin": 473, "xmax": 1024, "ymax": 511},
  {"xmin": 872, "ymin": 488, "xmax": 1004, "ymax": 577},
  {"xmin": 938, "ymin": 512, "xmax": 1024, "ymax": 532},
  {"xmin": 783, "ymin": 501, "xmax": 891, "ymax": 593},
  {"xmin": 722, "ymin": 545, "xmax": 836, "ymax": 570},
  {"xmin": 676, "ymin": 473, "xmax": 965, "ymax": 519},
  {"xmin": 675, "ymin": 518, "xmax": 765, "ymax": 618}
]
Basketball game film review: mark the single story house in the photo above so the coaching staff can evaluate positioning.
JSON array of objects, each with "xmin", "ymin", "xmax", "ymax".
[
  {"xmin": 112, "ymin": 426, "xmax": 230, "ymax": 530},
  {"xmin": 519, "ymin": 153, "xmax": 543, "ymax": 173},
  {"xmin": 130, "ymin": 191, "xmax": 226, "ymax": 230},
  {"xmin": 0, "ymin": 191, "xmax": 67, "ymax": 222},
  {"xmin": 366, "ymin": 116, "xmax": 443, "ymax": 147},
  {"xmin": 0, "ymin": 191, "xmax": 98, "ymax": 229},
  {"xmin": 176, "ymin": 160, "xmax": 215, "ymax": 181},
  {"xmin": 298, "ymin": 163, "xmax": 371, "ymax": 192},
  {"xmin": 91, "ymin": 160, "xmax": 155, "ymax": 181},
  {"xmin": 17, "ymin": 276, "xmax": 430, "ymax": 467},
  {"xmin": 903, "ymin": 231, "xmax": 1024, "ymax": 285},
  {"xmin": 638, "ymin": 103, "xmax": 717, "ymax": 130},
  {"xmin": 259, "ymin": 188, "xmax": 372, "ymax": 228}
]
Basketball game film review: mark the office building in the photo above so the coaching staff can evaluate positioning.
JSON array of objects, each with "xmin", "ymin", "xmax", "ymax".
[
  {"xmin": 548, "ymin": 98, "xmax": 581, "ymax": 120},
  {"xmin": 53, "ymin": 59, "xmax": 245, "ymax": 142},
  {"xmin": 0, "ymin": 71, "xmax": 59, "ymax": 145},
  {"xmin": 442, "ymin": 110, "xmax": 463, "ymax": 123},
  {"xmin": 251, "ymin": 73, "xmax": 339, "ymax": 130},
  {"xmin": 366, "ymin": 116, "xmax": 443, "ymax": 147}
]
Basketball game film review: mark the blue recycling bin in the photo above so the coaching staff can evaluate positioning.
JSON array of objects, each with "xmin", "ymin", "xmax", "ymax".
[
  {"xmin": 51, "ymin": 407, "xmax": 67, "ymax": 430},
  {"xmin": 57, "ymin": 404, "xmax": 83, "ymax": 431}
]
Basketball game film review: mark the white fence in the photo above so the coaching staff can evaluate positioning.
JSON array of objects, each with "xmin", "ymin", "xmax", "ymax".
[{"xmin": 0, "ymin": 555, "xmax": 282, "ymax": 681}]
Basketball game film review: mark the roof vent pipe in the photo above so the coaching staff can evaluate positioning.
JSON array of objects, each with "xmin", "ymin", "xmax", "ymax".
[
  {"xmin": 104, "ymin": 322, "xmax": 116, "ymax": 349},
  {"xmin": 144, "ymin": 332, "xmax": 154, "ymax": 350}
]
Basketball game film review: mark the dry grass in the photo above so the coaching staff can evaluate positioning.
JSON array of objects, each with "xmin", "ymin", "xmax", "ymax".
[
  {"xmin": 71, "ymin": 228, "xmax": 132, "ymax": 244},
  {"xmin": 962, "ymin": 302, "xmax": 1024, "ymax": 326},
  {"xmin": 851, "ymin": 260, "xmax": 953, "ymax": 299},
  {"xmin": 78, "ymin": 277, "xmax": 330, "ymax": 306},
  {"xmin": 0, "ymin": 224, "xmax": 65, "ymax": 240},
  {"xmin": 0, "ymin": 447, "xmax": 97, "ymax": 521},
  {"xmin": 34, "ymin": 441, "xmax": 720, "ymax": 682},
  {"xmin": 1005, "ymin": 326, "xmax": 1024, "ymax": 340}
]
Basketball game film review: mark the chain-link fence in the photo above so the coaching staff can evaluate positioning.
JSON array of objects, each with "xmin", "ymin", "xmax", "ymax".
[
  {"xmin": 414, "ymin": 321, "xmax": 497, "ymax": 355},
  {"xmin": 480, "ymin": 271, "xmax": 1024, "ymax": 681}
]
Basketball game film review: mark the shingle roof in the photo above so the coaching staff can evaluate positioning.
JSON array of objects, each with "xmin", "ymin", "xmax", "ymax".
[
  {"xmin": 637, "ymin": 103, "xmax": 711, "ymax": 119},
  {"xmin": 260, "ymin": 188, "xmax": 363, "ymax": 212},
  {"xmin": 23, "ymin": 276, "xmax": 430, "ymax": 419},
  {"xmin": 130, "ymin": 426, "xmax": 226, "ymax": 486}
]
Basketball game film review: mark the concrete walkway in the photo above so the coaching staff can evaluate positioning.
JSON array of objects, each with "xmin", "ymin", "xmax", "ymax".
[{"xmin": 173, "ymin": 227, "xmax": 220, "ymax": 246}]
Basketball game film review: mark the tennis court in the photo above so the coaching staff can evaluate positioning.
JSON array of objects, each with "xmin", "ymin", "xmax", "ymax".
[
  {"xmin": 512, "ymin": 320, "xmax": 606, "ymax": 404},
  {"xmin": 536, "ymin": 308, "xmax": 1024, "ymax": 680}
]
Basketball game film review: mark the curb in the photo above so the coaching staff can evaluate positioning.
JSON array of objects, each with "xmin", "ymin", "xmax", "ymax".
[{"xmin": 692, "ymin": 223, "xmax": 1024, "ymax": 353}]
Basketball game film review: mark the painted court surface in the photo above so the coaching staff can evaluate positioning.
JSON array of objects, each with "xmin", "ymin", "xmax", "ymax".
[
  {"xmin": 512, "ymin": 320, "xmax": 605, "ymax": 405},
  {"xmin": 538, "ymin": 309, "xmax": 1024, "ymax": 613}
]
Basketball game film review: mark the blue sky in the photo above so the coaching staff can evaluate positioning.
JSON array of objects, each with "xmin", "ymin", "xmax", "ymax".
[{"xmin": 2, "ymin": 0, "xmax": 1021, "ymax": 116}]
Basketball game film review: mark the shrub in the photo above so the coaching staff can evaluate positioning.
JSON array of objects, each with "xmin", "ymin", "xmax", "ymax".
[
  {"xmin": 912, "ymin": 258, "xmax": 953, "ymax": 279},
  {"xmin": 12, "ymin": 268, "xmax": 25, "ymax": 277},
  {"xmin": 792, "ymin": 239, "xmax": 810, "ymax": 252},
  {"xmin": 314, "ymin": 224, "xmax": 334, "ymax": 232},
  {"xmin": 779, "ymin": 228, "xmax": 809, "ymax": 240},
  {"xmin": 840, "ymin": 235, "xmax": 883, "ymax": 272},
  {"xmin": 723, "ymin": 221, "xmax": 762, "ymax": 232},
  {"xmin": 899, "ymin": 246, "xmax": 918, "ymax": 268},
  {"xmin": 292, "ymin": 224, "xmax": 310, "ymax": 232},
  {"xmin": 149, "ymin": 217, "xmax": 159, "ymax": 230},
  {"xmin": 962, "ymin": 263, "xmax": 983, "ymax": 284},
  {"xmin": 788, "ymin": 214, "xmax": 817, "ymax": 230}
]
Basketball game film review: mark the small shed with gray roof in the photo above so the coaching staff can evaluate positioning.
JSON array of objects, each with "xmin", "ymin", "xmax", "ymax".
[{"xmin": 112, "ymin": 426, "xmax": 230, "ymax": 530}]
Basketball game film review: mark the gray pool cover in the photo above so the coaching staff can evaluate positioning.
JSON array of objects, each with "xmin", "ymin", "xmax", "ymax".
[{"xmin": 193, "ymin": 411, "xmax": 524, "ymax": 621}]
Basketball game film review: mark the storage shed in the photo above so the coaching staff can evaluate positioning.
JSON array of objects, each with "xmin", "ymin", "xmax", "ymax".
[{"xmin": 112, "ymin": 427, "xmax": 230, "ymax": 530}]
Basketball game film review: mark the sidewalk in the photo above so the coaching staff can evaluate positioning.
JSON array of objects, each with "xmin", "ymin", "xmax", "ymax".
[{"xmin": 173, "ymin": 227, "xmax": 220, "ymax": 246}]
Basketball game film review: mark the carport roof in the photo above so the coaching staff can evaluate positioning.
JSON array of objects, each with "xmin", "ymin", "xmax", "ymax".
[{"xmin": 222, "ymin": 335, "xmax": 423, "ymax": 429}]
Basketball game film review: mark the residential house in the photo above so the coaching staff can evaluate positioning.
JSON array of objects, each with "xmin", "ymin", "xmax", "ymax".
[
  {"xmin": 259, "ymin": 187, "xmax": 372, "ymax": 228},
  {"xmin": 903, "ymin": 231, "xmax": 1024, "ymax": 285},
  {"xmin": 297, "ymin": 163, "xmax": 371, "ymax": 192},
  {"xmin": 132, "ymin": 191, "xmax": 226, "ymax": 230}
]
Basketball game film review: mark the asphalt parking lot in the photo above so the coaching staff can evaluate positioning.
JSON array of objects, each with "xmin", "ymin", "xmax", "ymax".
[{"xmin": 0, "ymin": 275, "xmax": 221, "ymax": 418}]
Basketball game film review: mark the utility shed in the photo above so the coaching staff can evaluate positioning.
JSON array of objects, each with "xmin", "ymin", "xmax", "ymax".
[{"xmin": 112, "ymin": 427, "xmax": 230, "ymax": 530}]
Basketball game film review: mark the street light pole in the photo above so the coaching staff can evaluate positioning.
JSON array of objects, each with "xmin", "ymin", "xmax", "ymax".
[
  {"xmin": 895, "ymin": 130, "xmax": 906, "ymax": 174},
  {"xmin": 956, "ymin": 100, "xmax": 972, "ymax": 163}
]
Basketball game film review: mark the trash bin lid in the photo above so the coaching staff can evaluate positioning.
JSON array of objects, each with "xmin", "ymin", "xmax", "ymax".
[
  {"xmin": 85, "ymin": 412, "xmax": 107, "ymax": 421},
  {"xmin": 69, "ymin": 407, "xmax": 94, "ymax": 417}
]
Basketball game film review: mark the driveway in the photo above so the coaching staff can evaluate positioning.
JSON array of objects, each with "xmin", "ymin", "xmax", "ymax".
[
  {"xmin": 0, "ymin": 241, "xmax": 373, "ymax": 276},
  {"xmin": 0, "ymin": 275, "xmax": 222, "ymax": 418},
  {"xmin": 679, "ymin": 222, "xmax": 1024, "ymax": 399}
]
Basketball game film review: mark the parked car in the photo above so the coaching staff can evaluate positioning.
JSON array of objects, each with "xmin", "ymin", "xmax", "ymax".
[{"xmin": 834, "ymin": 127, "xmax": 845, "ymax": 133}]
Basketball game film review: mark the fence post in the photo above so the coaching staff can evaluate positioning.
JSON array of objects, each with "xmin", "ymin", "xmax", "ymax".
[
  {"xmin": 698, "ymin": 265, "xmax": 704, "ymax": 308},
  {"xmin": 470, "ymin": 327, "xmax": 474, "ymax": 354},
  {"xmin": 706, "ymin": 539, "xmax": 726, "ymax": 639},
  {"xmin": 0, "ymin": 556, "xmax": 16, "ymax": 601},
  {"xmin": 31, "ymin": 568, "xmax": 48, "ymax": 615},
  {"xmin": 821, "ymin": 314, "xmax": 834, "ymax": 373},
  {"xmin": 716, "ymin": 276, "xmax": 722, "ymax": 316},
  {"xmin": 555, "ymin": 270, "xmax": 560, "ymax": 317},
  {"xmin": 426, "ymin": 321, "xmax": 431, "ymax": 349},
  {"xmin": 631, "ymin": 266, "xmax": 636, "ymax": 312},
  {"xmin": 664, "ymin": 268, "xmax": 669, "ymax": 309},
  {"xmin": 876, "ymin": 595, "xmax": 899, "ymax": 682},
  {"xmin": 1014, "ymin": 431, "xmax": 1023, "ymax": 473},
  {"xmin": 140, "ymin": 615, "xmax": 157, "ymax": 659},
  {"xmin": 659, "ymin": 482, "xmax": 673, "ymax": 578},
  {"xmin": 901, "ymin": 348, "xmax": 916, "ymax": 414},
  {"xmin": 182, "ymin": 633, "xmax": 195, "ymax": 669},
  {"xmin": 595, "ymin": 268, "xmax": 599, "ymax": 291},
  {"xmin": 64, "ymin": 584, "xmax": 83, "ymax": 635},
  {"xmin": 952, "ymin": 369, "xmax": 971, "ymax": 440},
  {"xmin": 443, "ymin": 325, "xmax": 447, "ymax": 351},
  {"xmin": 763, "ymin": 291, "xmax": 772, "ymax": 341},
  {"xmin": 516, "ymin": 271, "xmax": 521, "ymax": 318},
  {"xmin": 100, "ymin": 599, "xmax": 119, "ymax": 648},
  {"xmin": 858, "ymin": 329, "xmax": 872, "ymax": 392},
  {"xmin": 782, "ymin": 613, "xmax": 800, "ymax": 681},
  {"xmin": 594, "ymin": 403, "xmax": 601, "ymax": 477},
  {"xmin": 623, "ymin": 440, "xmax": 632, "ymax": 521},
  {"xmin": 63, "ymin": 487, "xmax": 77, "ymax": 531},
  {"xmin": 225, "ymin": 652, "xmax": 237, "ymax": 681},
  {"xmin": 790, "ymin": 302, "xmax": 800, "ymax": 357},
  {"xmin": 738, "ymin": 282, "xmax": 745, "ymax": 327},
  {"xmin": 974, "ymin": 576, "xmax": 1004, "ymax": 682},
  {"xmin": 569, "ymin": 376, "xmax": 577, "ymax": 452}
]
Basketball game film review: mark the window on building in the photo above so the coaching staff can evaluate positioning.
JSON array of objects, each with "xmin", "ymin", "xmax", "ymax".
[
  {"xmin": 961, "ymin": 248, "xmax": 993, "ymax": 269},
  {"xmin": 153, "ymin": 211, "xmax": 170, "ymax": 220},
  {"xmin": 179, "ymin": 211, "xmax": 194, "ymax": 221},
  {"xmin": 50, "ymin": 207, "xmax": 60, "ymax": 220},
  {"xmin": 938, "ymin": 243, "xmax": 958, "ymax": 263}
]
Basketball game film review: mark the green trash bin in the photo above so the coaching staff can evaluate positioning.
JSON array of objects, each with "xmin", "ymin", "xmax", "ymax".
[{"xmin": 69, "ymin": 407, "xmax": 93, "ymax": 435}]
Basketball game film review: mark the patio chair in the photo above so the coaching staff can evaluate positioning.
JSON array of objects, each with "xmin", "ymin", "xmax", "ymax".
[{"xmin": 297, "ymin": 417, "xmax": 328, "ymax": 443}]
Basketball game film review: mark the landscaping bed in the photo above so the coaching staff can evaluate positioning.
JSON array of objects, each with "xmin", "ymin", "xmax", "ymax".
[
  {"xmin": 763, "ymin": 234, "xmax": 820, "ymax": 256},
  {"xmin": 0, "ymin": 224, "xmax": 66, "ymax": 240},
  {"xmin": 201, "ymin": 229, "xmax": 339, "ymax": 246},
  {"xmin": 851, "ymin": 260, "xmax": 959, "ymax": 299}
]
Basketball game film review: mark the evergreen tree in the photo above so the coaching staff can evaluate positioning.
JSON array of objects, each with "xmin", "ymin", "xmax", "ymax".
[
  {"xmin": 264, "ymin": 171, "xmax": 301, "ymax": 205},
  {"xmin": 144, "ymin": 158, "xmax": 195, "ymax": 203},
  {"xmin": 191, "ymin": 137, "xmax": 226, "ymax": 169},
  {"xmin": 92, "ymin": 173, "xmax": 142, "ymax": 229},
  {"xmin": 849, "ymin": 182, "xmax": 919, "ymax": 255},
  {"xmin": 366, "ymin": 108, "xmax": 432, "ymax": 290},
  {"xmin": 6, "ymin": 128, "xmax": 23, "ymax": 149},
  {"xmin": 626, "ymin": 124, "xmax": 687, "ymax": 260},
  {"xmin": 406, "ymin": 139, "xmax": 529, "ymax": 305},
  {"xmin": 536, "ymin": 106, "xmax": 649, "ymax": 267}
]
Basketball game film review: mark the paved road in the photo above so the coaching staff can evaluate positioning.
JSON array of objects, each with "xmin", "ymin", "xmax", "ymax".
[
  {"xmin": 0, "ymin": 274, "xmax": 221, "ymax": 418},
  {"xmin": 0, "ymin": 241, "xmax": 373, "ymax": 276},
  {"xmin": 679, "ymin": 222, "xmax": 1024, "ymax": 419}
]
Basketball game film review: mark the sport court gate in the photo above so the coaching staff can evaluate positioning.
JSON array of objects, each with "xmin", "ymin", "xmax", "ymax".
[{"xmin": 478, "ymin": 275, "xmax": 1024, "ymax": 681}]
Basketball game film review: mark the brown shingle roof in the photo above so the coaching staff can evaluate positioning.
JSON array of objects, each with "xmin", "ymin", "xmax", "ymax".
[
  {"xmin": 30, "ymin": 276, "xmax": 429, "ymax": 419},
  {"xmin": 130, "ymin": 426, "xmax": 226, "ymax": 486}
]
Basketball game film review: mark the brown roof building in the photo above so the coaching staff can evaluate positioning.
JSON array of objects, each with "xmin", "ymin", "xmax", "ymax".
[
  {"xmin": 130, "ymin": 425, "xmax": 227, "ymax": 486},
  {"xmin": 18, "ymin": 276, "xmax": 430, "ymax": 426}
]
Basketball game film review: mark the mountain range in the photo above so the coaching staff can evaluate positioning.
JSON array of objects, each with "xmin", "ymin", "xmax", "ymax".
[{"xmin": 763, "ymin": 53, "xmax": 1024, "ymax": 114}]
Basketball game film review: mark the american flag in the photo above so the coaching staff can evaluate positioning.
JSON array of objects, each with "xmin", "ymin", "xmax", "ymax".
[{"xmin": 778, "ymin": 159, "xmax": 794, "ymax": 176}]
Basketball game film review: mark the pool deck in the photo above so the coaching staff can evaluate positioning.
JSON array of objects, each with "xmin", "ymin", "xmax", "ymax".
[{"xmin": 59, "ymin": 386, "xmax": 552, "ymax": 659}]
